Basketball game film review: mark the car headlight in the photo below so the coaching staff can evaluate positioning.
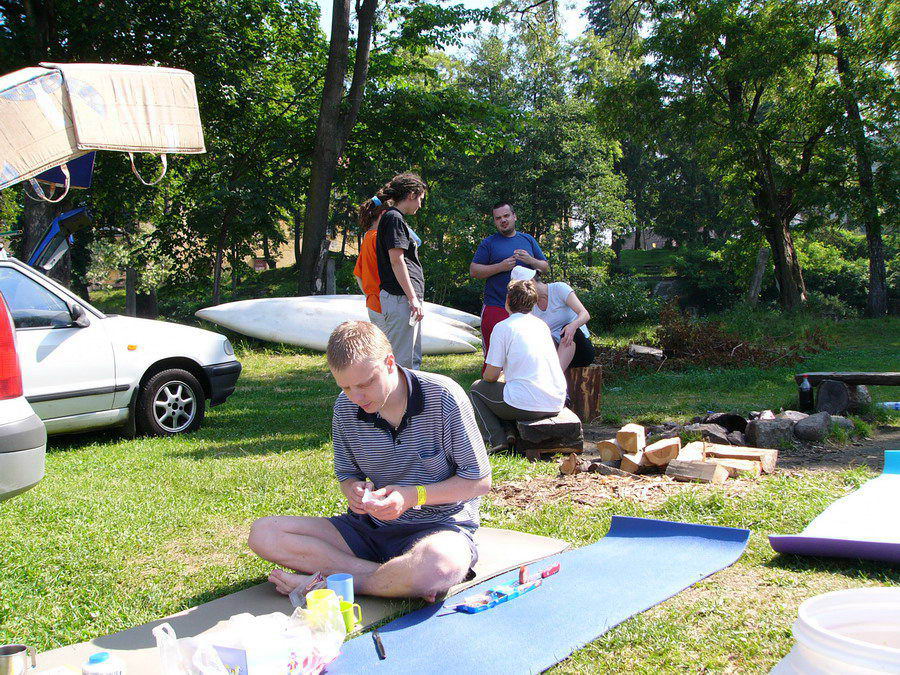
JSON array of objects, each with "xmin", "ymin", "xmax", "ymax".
[{"xmin": 223, "ymin": 338, "xmax": 234, "ymax": 356}]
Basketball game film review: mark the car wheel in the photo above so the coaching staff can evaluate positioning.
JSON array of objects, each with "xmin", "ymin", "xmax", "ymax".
[{"xmin": 137, "ymin": 368, "xmax": 205, "ymax": 436}]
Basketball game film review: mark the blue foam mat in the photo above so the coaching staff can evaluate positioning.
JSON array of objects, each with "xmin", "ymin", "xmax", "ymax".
[{"xmin": 326, "ymin": 516, "xmax": 750, "ymax": 674}]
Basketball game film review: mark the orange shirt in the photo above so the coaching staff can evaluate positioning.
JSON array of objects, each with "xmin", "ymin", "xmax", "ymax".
[{"xmin": 354, "ymin": 228, "xmax": 382, "ymax": 313}]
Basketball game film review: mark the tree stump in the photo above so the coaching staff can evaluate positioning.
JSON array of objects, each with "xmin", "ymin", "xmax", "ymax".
[{"xmin": 567, "ymin": 364, "xmax": 603, "ymax": 423}]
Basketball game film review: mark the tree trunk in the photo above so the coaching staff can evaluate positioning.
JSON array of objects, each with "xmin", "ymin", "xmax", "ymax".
[
  {"xmin": 834, "ymin": 14, "xmax": 887, "ymax": 317},
  {"xmin": 125, "ymin": 267, "xmax": 137, "ymax": 316},
  {"xmin": 746, "ymin": 245, "xmax": 770, "ymax": 305},
  {"xmin": 212, "ymin": 206, "xmax": 235, "ymax": 305},
  {"xmin": 135, "ymin": 289, "xmax": 158, "ymax": 319},
  {"xmin": 297, "ymin": 0, "xmax": 378, "ymax": 295},
  {"xmin": 293, "ymin": 209, "xmax": 303, "ymax": 267},
  {"xmin": 760, "ymin": 212, "xmax": 806, "ymax": 311},
  {"xmin": 262, "ymin": 234, "xmax": 276, "ymax": 269}
]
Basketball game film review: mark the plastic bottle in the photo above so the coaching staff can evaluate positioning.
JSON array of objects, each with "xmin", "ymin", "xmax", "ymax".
[
  {"xmin": 798, "ymin": 375, "xmax": 814, "ymax": 412},
  {"xmin": 82, "ymin": 652, "xmax": 126, "ymax": 675}
]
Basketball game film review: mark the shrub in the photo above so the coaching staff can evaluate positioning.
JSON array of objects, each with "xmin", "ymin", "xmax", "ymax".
[
  {"xmin": 804, "ymin": 291, "xmax": 857, "ymax": 319},
  {"xmin": 579, "ymin": 276, "xmax": 661, "ymax": 329},
  {"xmin": 670, "ymin": 239, "xmax": 759, "ymax": 311},
  {"xmin": 795, "ymin": 237, "xmax": 868, "ymax": 308}
]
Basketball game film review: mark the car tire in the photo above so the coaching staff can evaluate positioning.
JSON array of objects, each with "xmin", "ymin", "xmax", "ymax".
[{"xmin": 137, "ymin": 368, "xmax": 206, "ymax": 436}]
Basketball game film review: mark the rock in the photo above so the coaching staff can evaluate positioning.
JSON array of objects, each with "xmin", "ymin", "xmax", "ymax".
[
  {"xmin": 847, "ymin": 385, "xmax": 872, "ymax": 413},
  {"xmin": 703, "ymin": 412, "xmax": 748, "ymax": 433},
  {"xmin": 749, "ymin": 411, "xmax": 760, "ymax": 420},
  {"xmin": 684, "ymin": 423, "xmax": 730, "ymax": 445},
  {"xmin": 746, "ymin": 418, "xmax": 795, "ymax": 449},
  {"xmin": 794, "ymin": 411, "xmax": 833, "ymax": 442},
  {"xmin": 652, "ymin": 278, "xmax": 686, "ymax": 299},
  {"xmin": 758, "ymin": 410, "xmax": 776, "ymax": 420},
  {"xmin": 647, "ymin": 428, "xmax": 681, "ymax": 444},
  {"xmin": 831, "ymin": 416, "xmax": 855, "ymax": 432},
  {"xmin": 628, "ymin": 344, "xmax": 664, "ymax": 361},
  {"xmin": 726, "ymin": 431, "xmax": 745, "ymax": 446},
  {"xmin": 816, "ymin": 379, "xmax": 850, "ymax": 415},
  {"xmin": 777, "ymin": 410, "xmax": 809, "ymax": 423}
]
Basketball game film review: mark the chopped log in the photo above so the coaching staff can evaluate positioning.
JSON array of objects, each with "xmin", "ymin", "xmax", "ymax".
[
  {"xmin": 708, "ymin": 457, "xmax": 761, "ymax": 478},
  {"xmin": 588, "ymin": 461, "xmax": 640, "ymax": 479},
  {"xmin": 559, "ymin": 453, "xmax": 580, "ymax": 475},
  {"xmin": 702, "ymin": 444, "xmax": 778, "ymax": 474},
  {"xmin": 596, "ymin": 439, "xmax": 623, "ymax": 462},
  {"xmin": 567, "ymin": 364, "xmax": 603, "ymax": 422},
  {"xmin": 666, "ymin": 460, "xmax": 728, "ymax": 484},
  {"xmin": 677, "ymin": 441, "xmax": 706, "ymax": 462},
  {"xmin": 619, "ymin": 451, "xmax": 648, "ymax": 474},
  {"xmin": 616, "ymin": 424, "xmax": 646, "ymax": 453},
  {"xmin": 643, "ymin": 438, "xmax": 682, "ymax": 466}
]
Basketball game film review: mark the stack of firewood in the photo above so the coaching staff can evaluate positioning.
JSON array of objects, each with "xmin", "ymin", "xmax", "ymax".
[{"xmin": 560, "ymin": 423, "xmax": 778, "ymax": 484}]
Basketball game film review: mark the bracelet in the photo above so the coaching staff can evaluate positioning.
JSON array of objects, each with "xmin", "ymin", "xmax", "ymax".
[{"xmin": 415, "ymin": 485, "xmax": 427, "ymax": 507}]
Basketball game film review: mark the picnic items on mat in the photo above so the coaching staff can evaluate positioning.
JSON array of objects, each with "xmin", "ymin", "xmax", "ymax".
[
  {"xmin": 80, "ymin": 651, "xmax": 126, "ymax": 674},
  {"xmin": 153, "ymin": 607, "xmax": 345, "ymax": 675},
  {"xmin": 770, "ymin": 450, "xmax": 900, "ymax": 563}
]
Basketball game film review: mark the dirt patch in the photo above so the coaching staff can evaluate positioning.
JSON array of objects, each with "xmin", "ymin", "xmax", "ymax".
[
  {"xmin": 763, "ymin": 426, "xmax": 899, "ymax": 472},
  {"xmin": 491, "ymin": 471, "xmax": 758, "ymax": 510}
]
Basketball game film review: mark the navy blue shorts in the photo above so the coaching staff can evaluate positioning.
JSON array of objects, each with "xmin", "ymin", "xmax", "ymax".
[{"xmin": 328, "ymin": 511, "xmax": 479, "ymax": 577}]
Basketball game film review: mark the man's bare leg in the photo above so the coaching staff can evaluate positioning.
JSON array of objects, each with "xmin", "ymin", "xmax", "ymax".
[
  {"xmin": 249, "ymin": 518, "xmax": 472, "ymax": 601},
  {"xmin": 354, "ymin": 530, "xmax": 472, "ymax": 601},
  {"xmin": 248, "ymin": 515, "xmax": 379, "ymax": 594}
]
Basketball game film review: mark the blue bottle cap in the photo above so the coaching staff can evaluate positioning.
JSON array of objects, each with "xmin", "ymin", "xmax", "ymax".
[{"xmin": 88, "ymin": 652, "xmax": 110, "ymax": 664}]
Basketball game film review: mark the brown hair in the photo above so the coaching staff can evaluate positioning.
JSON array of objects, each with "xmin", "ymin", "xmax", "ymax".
[
  {"xmin": 492, "ymin": 201, "xmax": 514, "ymax": 214},
  {"xmin": 507, "ymin": 280, "xmax": 538, "ymax": 314},
  {"xmin": 327, "ymin": 321, "xmax": 392, "ymax": 371},
  {"xmin": 358, "ymin": 172, "xmax": 428, "ymax": 229}
]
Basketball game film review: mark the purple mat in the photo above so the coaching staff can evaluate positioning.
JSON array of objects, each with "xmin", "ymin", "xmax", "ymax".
[
  {"xmin": 769, "ymin": 535, "xmax": 900, "ymax": 564},
  {"xmin": 769, "ymin": 451, "xmax": 900, "ymax": 563}
]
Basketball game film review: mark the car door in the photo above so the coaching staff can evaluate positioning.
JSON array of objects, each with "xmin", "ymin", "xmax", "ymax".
[{"xmin": 0, "ymin": 265, "xmax": 116, "ymax": 421}]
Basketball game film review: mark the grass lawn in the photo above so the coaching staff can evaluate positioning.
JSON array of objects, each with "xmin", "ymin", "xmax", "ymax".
[{"xmin": 1, "ymin": 317, "xmax": 898, "ymax": 671}]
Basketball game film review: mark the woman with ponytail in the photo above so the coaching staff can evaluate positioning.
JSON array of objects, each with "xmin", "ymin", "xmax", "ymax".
[
  {"xmin": 373, "ymin": 172, "xmax": 428, "ymax": 369},
  {"xmin": 353, "ymin": 198, "xmax": 387, "ymax": 329}
]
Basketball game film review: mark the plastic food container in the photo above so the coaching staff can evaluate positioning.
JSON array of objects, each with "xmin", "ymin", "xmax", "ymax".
[
  {"xmin": 81, "ymin": 652, "xmax": 126, "ymax": 675},
  {"xmin": 772, "ymin": 588, "xmax": 900, "ymax": 673}
]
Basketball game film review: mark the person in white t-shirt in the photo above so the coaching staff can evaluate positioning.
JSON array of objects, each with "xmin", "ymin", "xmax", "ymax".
[
  {"xmin": 509, "ymin": 266, "xmax": 595, "ymax": 371},
  {"xmin": 468, "ymin": 279, "xmax": 567, "ymax": 451}
]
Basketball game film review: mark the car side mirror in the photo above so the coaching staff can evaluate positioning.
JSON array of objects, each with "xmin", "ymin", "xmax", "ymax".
[{"xmin": 69, "ymin": 303, "xmax": 91, "ymax": 328}]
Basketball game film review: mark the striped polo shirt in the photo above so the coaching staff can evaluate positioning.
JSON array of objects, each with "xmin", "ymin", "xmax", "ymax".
[{"xmin": 332, "ymin": 367, "xmax": 491, "ymax": 528}]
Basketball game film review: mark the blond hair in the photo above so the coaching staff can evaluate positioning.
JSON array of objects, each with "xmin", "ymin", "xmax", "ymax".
[
  {"xmin": 326, "ymin": 321, "xmax": 392, "ymax": 370},
  {"xmin": 507, "ymin": 280, "xmax": 538, "ymax": 314}
]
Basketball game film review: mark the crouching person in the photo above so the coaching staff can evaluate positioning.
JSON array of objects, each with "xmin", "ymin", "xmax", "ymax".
[
  {"xmin": 468, "ymin": 279, "xmax": 567, "ymax": 452},
  {"xmin": 248, "ymin": 320, "xmax": 491, "ymax": 602}
]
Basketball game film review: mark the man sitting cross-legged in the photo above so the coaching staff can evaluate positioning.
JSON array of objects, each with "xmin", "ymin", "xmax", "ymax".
[{"xmin": 248, "ymin": 321, "xmax": 492, "ymax": 602}]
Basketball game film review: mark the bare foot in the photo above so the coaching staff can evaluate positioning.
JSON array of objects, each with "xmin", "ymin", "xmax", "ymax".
[
  {"xmin": 268, "ymin": 568, "xmax": 316, "ymax": 596},
  {"xmin": 422, "ymin": 593, "xmax": 437, "ymax": 602}
]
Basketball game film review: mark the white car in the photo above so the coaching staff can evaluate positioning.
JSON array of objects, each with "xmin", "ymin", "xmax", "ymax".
[
  {"xmin": 0, "ymin": 257, "xmax": 241, "ymax": 436},
  {"xmin": 0, "ymin": 291, "xmax": 46, "ymax": 501}
]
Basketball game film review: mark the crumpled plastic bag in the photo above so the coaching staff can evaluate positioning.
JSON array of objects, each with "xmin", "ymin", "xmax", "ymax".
[
  {"xmin": 153, "ymin": 606, "xmax": 346, "ymax": 675},
  {"xmin": 152, "ymin": 623, "xmax": 229, "ymax": 675}
]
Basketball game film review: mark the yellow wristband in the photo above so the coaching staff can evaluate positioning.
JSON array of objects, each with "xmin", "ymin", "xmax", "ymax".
[{"xmin": 415, "ymin": 485, "xmax": 427, "ymax": 507}]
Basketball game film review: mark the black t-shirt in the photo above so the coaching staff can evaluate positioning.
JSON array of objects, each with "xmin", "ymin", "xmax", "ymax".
[{"xmin": 376, "ymin": 208, "xmax": 424, "ymax": 299}]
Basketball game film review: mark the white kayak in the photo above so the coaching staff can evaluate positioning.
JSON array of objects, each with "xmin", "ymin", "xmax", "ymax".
[{"xmin": 196, "ymin": 296, "xmax": 483, "ymax": 355}]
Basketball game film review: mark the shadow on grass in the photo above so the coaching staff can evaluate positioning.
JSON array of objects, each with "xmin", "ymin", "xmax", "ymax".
[{"xmin": 765, "ymin": 553, "xmax": 900, "ymax": 582}]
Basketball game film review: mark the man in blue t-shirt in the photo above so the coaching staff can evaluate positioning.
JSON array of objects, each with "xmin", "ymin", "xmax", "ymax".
[{"xmin": 469, "ymin": 202, "xmax": 549, "ymax": 368}]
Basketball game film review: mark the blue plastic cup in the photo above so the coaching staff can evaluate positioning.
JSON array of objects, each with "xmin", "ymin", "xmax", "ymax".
[{"xmin": 327, "ymin": 573, "xmax": 354, "ymax": 603}]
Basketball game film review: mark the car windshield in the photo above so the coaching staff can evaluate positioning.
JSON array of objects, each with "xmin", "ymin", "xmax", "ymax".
[{"xmin": 0, "ymin": 267, "xmax": 71, "ymax": 328}]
